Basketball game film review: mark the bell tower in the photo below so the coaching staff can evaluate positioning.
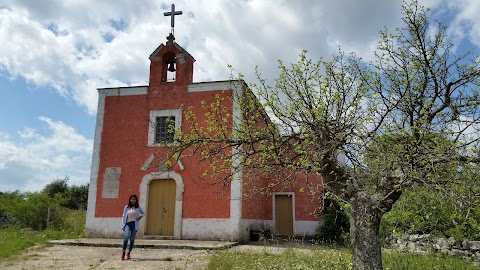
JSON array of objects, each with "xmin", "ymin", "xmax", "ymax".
[{"xmin": 148, "ymin": 4, "xmax": 195, "ymax": 87}]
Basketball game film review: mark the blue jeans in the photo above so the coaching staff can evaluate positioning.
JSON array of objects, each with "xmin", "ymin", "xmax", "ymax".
[{"xmin": 122, "ymin": 221, "xmax": 137, "ymax": 252}]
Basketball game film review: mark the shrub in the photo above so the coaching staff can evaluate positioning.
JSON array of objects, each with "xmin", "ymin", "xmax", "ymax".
[
  {"xmin": 0, "ymin": 189, "xmax": 75, "ymax": 230},
  {"xmin": 0, "ymin": 211, "xmax": 86, "ymax": 259},
  {"xmin": 7, "ymin": 192, "xmax": 67, "ymax": 230},
  {"xmin": 381, "ymin": 183, "xmax": 480, "ymax": 240},
  {"xmin": 317, "ymin": 199, "xmax": 350, "ymax": 245},
  {"xmin": 43, "ymin": 177, "xmax": 89, "ymax": 210}
]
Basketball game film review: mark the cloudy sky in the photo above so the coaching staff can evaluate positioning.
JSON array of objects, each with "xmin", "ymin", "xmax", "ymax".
[{"xmin": 0, "ymin": 0, "xmax": 479, "ymax": 192}]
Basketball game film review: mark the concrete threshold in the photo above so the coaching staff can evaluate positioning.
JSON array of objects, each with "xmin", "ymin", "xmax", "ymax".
[{"xmin": 48, "ymin": 238, "xmax": 238, "ymax": 250}]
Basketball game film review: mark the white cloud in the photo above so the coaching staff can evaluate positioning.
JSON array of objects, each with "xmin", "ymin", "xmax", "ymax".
[
  {"xmin": 18, "ymin": 128, "xmax": 36, "ymax": 139},
  {"xmin": 0, "ymin": 0, "xmax": 412, "ymax": 116},
  {"xmin": 0, "ymin": 117, "xmax": 93, "ymax": 192},
  {"xmin": 443, "ymin": 0, "xmax": 480, "ymax": 46},
  {"xmin": 0, "ymin": 0, "xmax": 478, "ymax": 194}
]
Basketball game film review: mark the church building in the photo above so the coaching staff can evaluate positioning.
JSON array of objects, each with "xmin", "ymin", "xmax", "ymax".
[{"xmin": 85, "ymin": 5, "xmax": 323, "ymax": 241}]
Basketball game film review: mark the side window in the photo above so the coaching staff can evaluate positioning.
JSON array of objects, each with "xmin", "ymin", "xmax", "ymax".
[
  {"xmin": 155, "ymin": 116, "xmax": 175, "ymax": 144},
  {"xmin": 148, "ymin": 109, "xmax": 182, "ymax": 146}
]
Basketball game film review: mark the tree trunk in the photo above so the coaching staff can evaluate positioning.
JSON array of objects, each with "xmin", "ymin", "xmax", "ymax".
[{"xmin": 350, "ymin": 192, "xmax": 383, "ymax": 270}]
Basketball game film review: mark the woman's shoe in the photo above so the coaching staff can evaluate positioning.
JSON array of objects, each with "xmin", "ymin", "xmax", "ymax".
[
  {"xmin": 126, "ymin": 252, "xmax": 131, "ymax": 260},
  {"xmin": 121, "ymin": 251, "xmax": 125, "ymax": 260}
]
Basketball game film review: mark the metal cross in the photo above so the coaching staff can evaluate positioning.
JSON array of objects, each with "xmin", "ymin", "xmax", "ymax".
[{"xmin": 164, "ymin": 4, "xmax": 182, "ymax": 35}]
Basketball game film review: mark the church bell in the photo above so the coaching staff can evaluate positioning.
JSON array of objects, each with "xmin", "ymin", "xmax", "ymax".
[{"xmin": 167, "ymin": 58, "xmax": 176, "ymax": 72}]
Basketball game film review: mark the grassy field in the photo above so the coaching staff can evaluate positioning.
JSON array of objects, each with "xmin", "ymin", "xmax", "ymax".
[
  {"xmin": 1, "ymin": 209, "xmax": 479, "ymax": 270},
  {"xmin": 0, "ymin": 210, "xmax": 85, "ymax": 260},
  {"xmin": 206, "ymin": 247, "xmax": 480, "ymax": 270},
  {"xmin": 0, "ymin": 227, "xmax": 46, "ymax": 259}
]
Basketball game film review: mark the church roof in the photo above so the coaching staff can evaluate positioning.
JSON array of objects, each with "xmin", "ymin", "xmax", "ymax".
[{"xmin": 149, "ymin": 37, "xmax": 195, "ymax": 62}]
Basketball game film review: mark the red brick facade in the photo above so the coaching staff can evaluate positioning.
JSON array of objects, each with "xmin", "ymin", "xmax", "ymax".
[{"xmin": 85, "ymin": 36, "xmax": 322, "ymax": 241}]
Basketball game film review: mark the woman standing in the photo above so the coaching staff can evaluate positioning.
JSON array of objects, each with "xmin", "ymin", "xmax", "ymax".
[{"xmin": 121, "ymin": 194, "xmax": 145, "ymax": 260}]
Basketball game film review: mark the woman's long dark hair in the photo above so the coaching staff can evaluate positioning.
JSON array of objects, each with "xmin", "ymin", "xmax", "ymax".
[{"xmin": 127, "ymin": 194, "xmax": 139, "ymax": 208}]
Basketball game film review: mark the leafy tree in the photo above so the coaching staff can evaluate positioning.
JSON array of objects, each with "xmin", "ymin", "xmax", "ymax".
[
  {"xmin": 42, "ymin": 177, "xmax": 89, "ymax": 210},
  {"xmin": 7, "ymin": 191, "xmax": 64, "ymax": 230},
  {"xmin": 0, "ymin": 191, "xmax": 21, "ymax": 228},
  {"xmin": 43, "ymin": 178, "xmax": 69, "ymax": 197},
  {"xmin": 168, "ymin": 1, "xmax": 480, "ymax": 269},
  {"xmin": 381, "ymin": 163, "xmax": 480, "ymax": 240},
  {"xmin": 67, "ymin": 184, "xmax": 89, "ymax": 210},
  {"xmin": 0, "ymin": 178, "xmax": 89, "ymax": 230}
]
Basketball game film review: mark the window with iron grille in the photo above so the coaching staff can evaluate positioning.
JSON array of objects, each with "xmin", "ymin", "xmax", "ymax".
[
  {"xmin": 155, "ymin": 116, "xmax": 175, "ymax": 144},
  {"xmin": 148, "ymin": 109, "xmax": 181, "ymax": 146}
]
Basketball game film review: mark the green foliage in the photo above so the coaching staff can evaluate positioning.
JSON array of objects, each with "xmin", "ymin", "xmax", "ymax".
[
  {"xmin": 66, "ymin": 184, "xmax": 89, "ymax": 210},
  {"xmin": 2, "ymin": 191, "xmax": 56, "ymax": 230},
  {"xmin": 0, "ymin": 177, "xmax": 88, "ymax": 230},
  {"xmin": 317, "ymin": 199, "xmax": 350, "ymax": 245},
  {"xmin": 43, "ymin": 178, "xmax": 69, "ymax": 197},
  {"xmin": 381, "ymin": 178, "xmax": 480, "ymax": 240},
  {"xmin": 171, "ymin": 1, "xmax": 480, "ymax": 268},
  {"xmin": 0, "ymin": 178, "xmax": 87, "ymax": 260},
  {"xmin": 43, "ymin": 177, "xmax": 89, "ymax": 210},
  {"xmin": 0, "ymin": 210, "xmax": 85, "ymax": 260},
  {"xmin": 206, "ymin": 248, "xmax": 478, "ymax": 270},
  {"xmin": 364, "ymin": 133, "xmax": 456, "ymax": 186},
  {"xmin": 43, "ymin": 209, "xmax": 86, "ymax": 239}
]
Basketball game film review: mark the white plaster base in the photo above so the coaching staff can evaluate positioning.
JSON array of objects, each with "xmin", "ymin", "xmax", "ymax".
[
  {"xmin": 294, "ymin": 220, "xmax": 320, "ymax": 236},
  {"xmin": 85, "ymin": 217, "xmax": 124, "ymax": 238},
  {"xmin": 181, "ymin": 218, "xmax": 238, "ymax": 241},
  {"xmin": 87, "ymin": 215, "xmax": 237, "ymax": 240},
  {"xmin": 244, "ymin": 219, "xmax": 320, "ymax": 238},
  {"xmin": 85, "ymin": 217, "xmax": 320, "ymax": 240}
]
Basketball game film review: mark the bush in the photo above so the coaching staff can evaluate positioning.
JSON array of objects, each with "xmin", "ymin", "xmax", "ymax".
[
  {"xmin": 43, "ymin": 177, "xmax": 89, "ymax": 210},
  {"xmin": 0, "ymin": 178, "xmax": 88, "ymax": 230},
  {"xmin": 58, "ymin": 209, "xmax": 86, "ymax": 237},
  {"xmin": 66, "ymin": 184, "xmax": 89, "ymax": 210},
  {"xmin": 0, "ymin": 210, "xmax": 86, "ymax": 259},
  {"xmin": 317, "ymin": 199, "xmax": 350, "ymax": 245},
  {"xmin": 5, "ymin": 192, "xmax": 67, "ymax": 230},
  {"xmin": 381, "ymin": 183, "xmax": 480, "ymax": 240}
]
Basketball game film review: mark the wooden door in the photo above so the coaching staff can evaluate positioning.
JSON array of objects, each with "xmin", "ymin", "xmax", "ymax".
[
  {"xmin": 275, "ymin": 195, "xmax": 293, "ymax": 235},
  {"xmin": 146, "ymin": 179, "xmax": 176, "ymax": 236}
]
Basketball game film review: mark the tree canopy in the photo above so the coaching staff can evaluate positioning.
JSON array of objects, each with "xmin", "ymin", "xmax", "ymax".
[{"xmin": 169, "ymin": 1, "xmax": 480, "ymax": 269}]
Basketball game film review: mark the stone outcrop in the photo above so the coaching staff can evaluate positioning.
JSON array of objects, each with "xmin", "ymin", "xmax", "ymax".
[{"xmin": 385, "ymin": 233, "xmax": 480, "ymax": 262}]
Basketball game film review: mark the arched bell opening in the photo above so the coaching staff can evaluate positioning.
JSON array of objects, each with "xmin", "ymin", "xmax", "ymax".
[{"xmin": 163, "ymin": 52, "xmax": 176, "ymax": 82}]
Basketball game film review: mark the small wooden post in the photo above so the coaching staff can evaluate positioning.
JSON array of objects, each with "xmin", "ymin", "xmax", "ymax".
[{"xmin": 46, "ymin": 207, "xmax": 51, "ymax": 228}]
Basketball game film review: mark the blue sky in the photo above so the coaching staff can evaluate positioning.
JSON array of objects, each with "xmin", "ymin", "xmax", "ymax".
[{"xmin": 0, "ymin": 0, "xmax": 478, "ymax": 191}]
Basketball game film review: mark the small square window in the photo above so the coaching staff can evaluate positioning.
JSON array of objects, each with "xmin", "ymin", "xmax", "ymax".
[{"xmin": 155, "ymin": 116, "xmax": 175, "ymax": 144}]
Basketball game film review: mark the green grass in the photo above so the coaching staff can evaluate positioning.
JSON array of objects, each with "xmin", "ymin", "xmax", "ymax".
[
  {"xmin": 383, "ymin": 252, "xmax": 480, "ymax": 270},
  {"xmin": 206, "ymin": 247, "xmax": 479, "ymax": 270},
  {"xmin": 207, "ymin": 248, "xmax": 353, "ymax": 270},
  {"xmin": 0, "ymin": 227, "xmax": 47, "ymax": 260},
  {"xmin": 0, "ymin": 209, "xmax": 85, "ymax": 260}
]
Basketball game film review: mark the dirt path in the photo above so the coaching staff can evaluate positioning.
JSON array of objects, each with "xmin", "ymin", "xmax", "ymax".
[
  {"xmin": 0, "ymin": 245, "xmax": 212, "ymax": 270},
  {"xmin": 0, "ymin": 240, "xmax": 314, "ymax": 270}
]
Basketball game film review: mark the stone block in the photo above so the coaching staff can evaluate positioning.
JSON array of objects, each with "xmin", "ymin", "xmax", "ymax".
[
  {"xmin": 466, "ymin": 241, "xmax": 480, "ymax": 251},
  {"xmin": 407, "ymin": 242, "xmax": 416, "ymax": 252},
  {"xmin": 409, "ymin": 234, "xmax": 420, "ymax": 241},
  {"xmin": 448, "ymin": 249, "xmax": 469, "ymax": 257}
]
